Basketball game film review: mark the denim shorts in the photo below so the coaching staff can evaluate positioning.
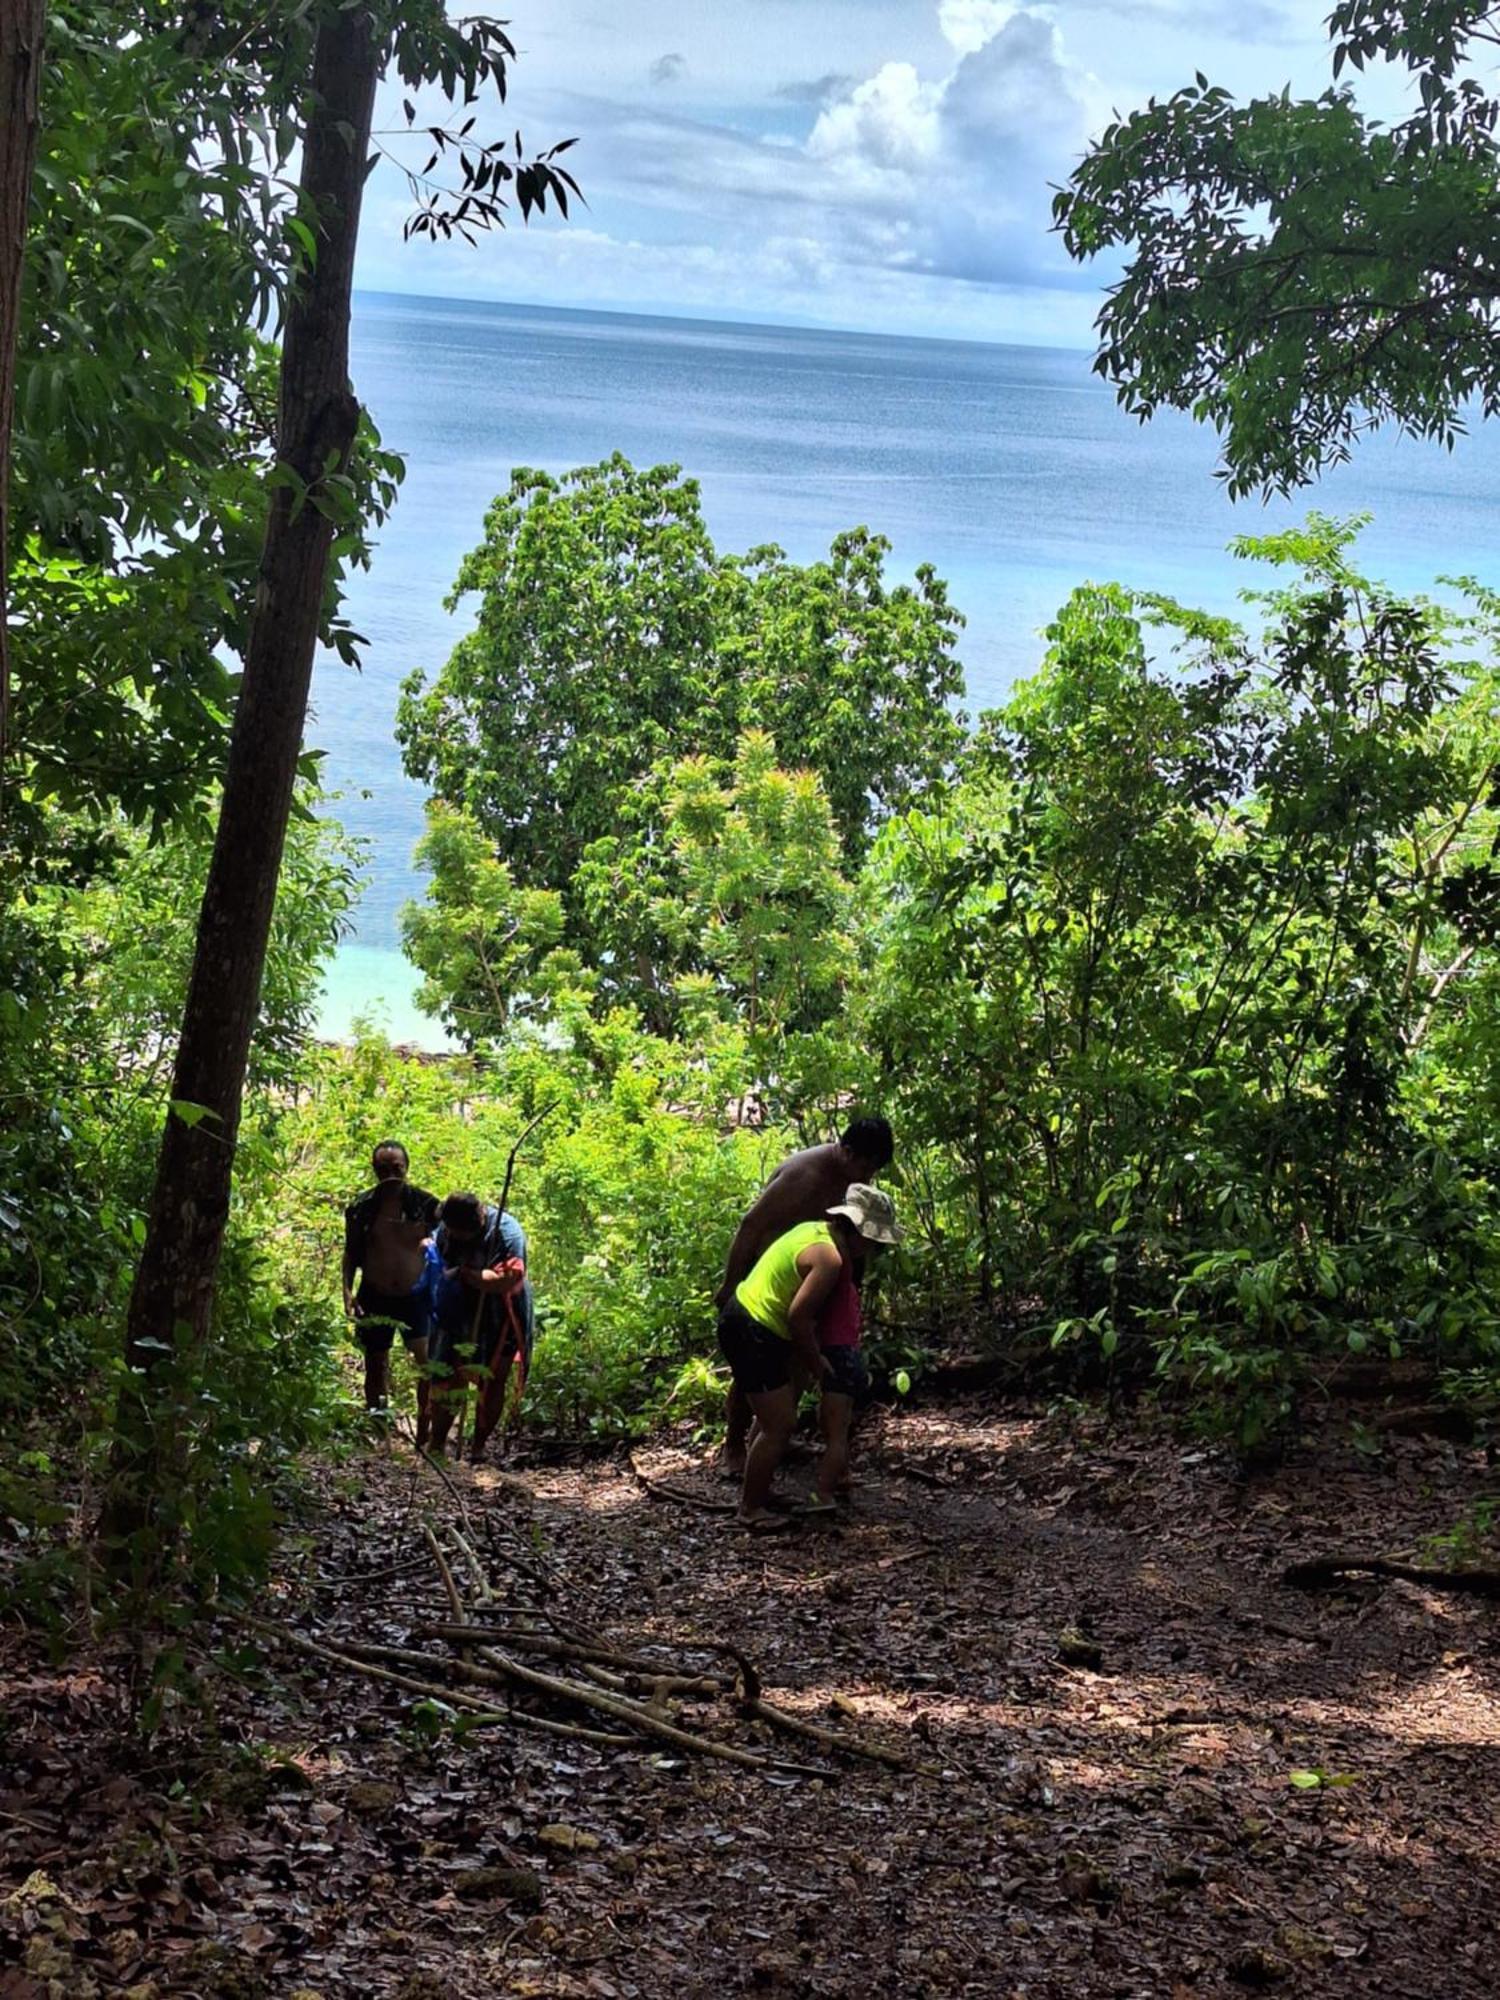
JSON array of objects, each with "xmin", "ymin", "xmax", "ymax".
[{"xmin": 820, "ymin": 1345, "xmax": 869, "ymax": 1400}]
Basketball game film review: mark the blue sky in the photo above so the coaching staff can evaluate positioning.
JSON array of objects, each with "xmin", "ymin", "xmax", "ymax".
[{"xmin": 357, "ymin": 1, "xmax": 1405, "ymax": 345}]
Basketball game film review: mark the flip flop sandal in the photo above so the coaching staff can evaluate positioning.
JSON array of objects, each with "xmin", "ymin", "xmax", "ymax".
[
  {"xmin": 798, "ymin": 1497, "xmax": 838, "ymax": 1517},
  {"xmin": 738, "ymin": 1511, "xmax": 793, "ymax": 1533}
]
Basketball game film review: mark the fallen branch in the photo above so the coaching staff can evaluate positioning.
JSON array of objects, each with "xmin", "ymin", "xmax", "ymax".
[
  {"xmin": 465, "ymin": 1638, "xmax": 826, "ymax": 1777},
  {"xmin": 446, "ymin": 1525, "xmax": 495, "ymax": 1607},
  {"xmin": 337, "ymin": 1638, "xmax": 640, "ymax": 1743},
  {"xmin": 417, "ymin": 1620, "xmax": 733, "ymax": 1690},
  {"xmin": 423, "ymin": 1525, "xmax": 466, "ymax": 1624},
  {"xmin": 744, "ymin": 1694, "xmax": 931, "ymax": 1773},
  {"xmin": 1283, "ymin": 1555, "xmax": 1500, "ymax": 1600},
  {"xmin": 889, "ymin": 1459, "xmax": 946, "ymax": 1489},
  {"xmin": 398, "ymin": 1412, "xmax": 556, "ymax": 1599},
  {"xmin": 317, "ymin": 1552, "xmax": 431, "ymax": 1588},
  {"xmin": 628, "ymin": 1452, "xmax": 738, "ymax": 1515},
  {"xmin": 232, "ymin": 1615, "xmax": 633, "ymax": 1746}
]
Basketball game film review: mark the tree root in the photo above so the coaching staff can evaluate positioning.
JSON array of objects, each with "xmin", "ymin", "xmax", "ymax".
[
  {"xmin": 1283, "ymin": 1555, "xmax": 1500, "ymax": 1599},
  {"xmin": 744, "ymin": 1693, "xmax": 934, "ymax": 1773},
  {"xmin": 627, "ymin": 1452, "xmax": 738, "ymax": 1514}
]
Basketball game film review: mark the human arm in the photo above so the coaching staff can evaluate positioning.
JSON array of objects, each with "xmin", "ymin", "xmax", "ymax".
[
  {"xmin": 785, "ymin": 1244, "xmax": 841, "ymax": 1385},
  {"xmin": 458, "ymin": 1211, "xmax": 527, "ymax": 1294},
  {"xmin": 458, "ymin": 1257, "xmax": 525, "ymax": 1295},
  {"xmin": 341, "ymin": 1209, "xmax": 360, "ymax": 1316}
]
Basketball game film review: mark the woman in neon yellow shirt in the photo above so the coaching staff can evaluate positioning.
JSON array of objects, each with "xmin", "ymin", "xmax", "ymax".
[{"xmin": 716, "ymin": 1183, "xmax": 900, "ymax": 1528}]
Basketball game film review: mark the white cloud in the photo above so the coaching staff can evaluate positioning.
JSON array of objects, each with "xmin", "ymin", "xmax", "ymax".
[
  {"xmin": 799, "ymin": 7, "xmax": 1097, "ymax": 285},
  {"xmin": 808, "ymin": 63, "xmax": 943, "ymax": 178},
  {"xmin": 357, "ymin": 0, "xmax": 1304, "ymax": 342},
  {"xmin": 938, "ymin": 0, "xmax": 1019, "ymax": 56}
]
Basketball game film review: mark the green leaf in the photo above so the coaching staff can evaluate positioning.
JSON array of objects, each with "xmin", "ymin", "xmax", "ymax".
[{"xmin": 170, "ymin": 1100, "xmax": 222, "ymax": 1130}]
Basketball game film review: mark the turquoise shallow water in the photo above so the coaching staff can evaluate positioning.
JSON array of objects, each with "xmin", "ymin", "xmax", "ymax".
[{"xmin": 312, "ymin": 291, "xmax": 1500, "ymax": 1044}]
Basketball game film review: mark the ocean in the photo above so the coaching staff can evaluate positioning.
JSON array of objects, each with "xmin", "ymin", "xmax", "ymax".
[{"xmin": 311, "ymin": 291, "xmax": 1500, "ymax": 1044}]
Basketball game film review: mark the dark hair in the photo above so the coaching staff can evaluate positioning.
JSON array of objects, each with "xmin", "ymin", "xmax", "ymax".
[
  {"xmin": 440, "ymin": 1191, "xmax": 484, "ymax": 1233},
  {"xmin": 372, "ymin": 1139, "xmax": 409, "ymax": 1168},
  {"xmin": 840, "ymin": 1115, "xmax": 894, "ymax": 1170}
]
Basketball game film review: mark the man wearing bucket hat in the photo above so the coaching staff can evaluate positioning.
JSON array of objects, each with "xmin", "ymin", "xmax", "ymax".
[{"xmin": 718, "ymin": 1182, "xmax": 901, "ymax": 1529}]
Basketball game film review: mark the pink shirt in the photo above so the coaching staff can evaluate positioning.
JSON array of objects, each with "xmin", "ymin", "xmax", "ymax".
[{"xmin": 820, "ymin": 1269, "xmax": 861, "ymax": 1349}]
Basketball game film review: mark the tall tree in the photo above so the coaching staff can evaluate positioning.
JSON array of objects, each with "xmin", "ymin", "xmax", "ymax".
[
  {"xmin": 0, "ymin": 0, "xmax": 46, "ymax": 777},
  {"xmin": 1054, "ymin": 0, "xmax": 1500, "ymax": 495},
  {"xmin": 116, "ymin": 3, "xmax": 380, "ymax": 1455},
  {"xmin": 397, "ymin": 454, "xmax": 966, "ymax": 1010},
  {"xmin": 109, "ymin": 1, "xmax": 576, "ymax": 1562}
]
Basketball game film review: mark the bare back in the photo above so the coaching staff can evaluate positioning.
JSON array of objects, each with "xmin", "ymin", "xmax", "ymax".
[{"xmin": 720, "ymin": 1142, "xmax": 854, "ymax": 1299}]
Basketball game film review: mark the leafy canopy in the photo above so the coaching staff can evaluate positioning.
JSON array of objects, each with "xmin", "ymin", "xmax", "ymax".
[
  {"xmin": 9, "ymin": 0, "xmax": 576, "ymax": 857},
  {"xmin": 1055, "ymin": 0, "xmax": 1500, "ymax": 495},
  {"xmin": 396, "ymin": 454, "xmax": 966, "ymax": 961}
]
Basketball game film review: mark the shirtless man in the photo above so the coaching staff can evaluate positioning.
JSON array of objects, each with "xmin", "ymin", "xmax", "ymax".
[
  {"xmin": 716, "ymin": 1116, "xmax": 894, "ymax": 1474},
  {"xmin": 342, "ymin": 1141, "xmax": 440, "ymax": 1444}
]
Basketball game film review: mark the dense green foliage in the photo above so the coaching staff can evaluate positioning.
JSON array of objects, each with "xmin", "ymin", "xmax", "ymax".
[
  {"xmin": 392, "ymin": 512, "xmax": 1500, "ymax": 1448},
  {"xmin": 280, "ymin": 1021, "xmax": 780, "ymax": 1439},
  {"xmin": 397, "ymin": 456, "xmax": 964, "ymax": 1020},
  {"xmin": 0, "ymin": 0, "xmax": 576, "ymax": 1615},
  {"xmin": 1055, "ymin": 0, "xmax": 1500, "ymax": 495},
  {"xmin": 10, "ymin": 0, "xmax": 1500, "ymax": 1632},
  {"xmin": 10, "ymin": 1, "xmax": 411, "ymax": 861},
  {"xmin": 0, "ymin": 800, "xmax": 362, "ymax": 1607},
  {"xmin": 865, "ymin": 527, "xmax": 1500, "ymax": 1437}
]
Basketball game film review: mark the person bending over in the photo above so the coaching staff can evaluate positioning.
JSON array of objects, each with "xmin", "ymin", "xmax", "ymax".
[
  {"xmin": 717, "ymin": 1182, "xmax": 900, "ymax": 1528},
  {"xmin": 427, "ymin": 1191, "xmax": 534, "ymax": 1464},
  {"xmin": 716, "ymin": 1116, "xmax": 894, "ymax": 1475},
  {"xmin": 808, "ymin": 1191, "xmax": 889, "ymax": 1510},
  {"xmin": 343, "ymin": 1141, "xmax": 439, "ymax": 1443}
]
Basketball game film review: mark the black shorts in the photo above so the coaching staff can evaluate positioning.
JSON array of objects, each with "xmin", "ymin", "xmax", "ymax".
[
  {"xmin": 821, "ymin": 1346, "xmax": 868, "ymax": 1400},
  {"xmin": 355, "ymin": 1285, "xmax": 429, "ymax": 1353},
  {"xmin": 429, "ymin": 1319, "xmax": 518, "ymax": 1377},
  {"xmin": 717, "ymin": 1301, "xmax": 793, "ymax": 1396}
]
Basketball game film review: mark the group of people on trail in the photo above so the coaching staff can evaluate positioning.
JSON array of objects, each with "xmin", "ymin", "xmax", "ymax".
[
  {"xmin": 340, "ymin": 1114, "xmax": 900, "ymax": 1521},
  {"xmin": 341, "ymin": 1142, "xmax": 533, "ymax": 1463}
]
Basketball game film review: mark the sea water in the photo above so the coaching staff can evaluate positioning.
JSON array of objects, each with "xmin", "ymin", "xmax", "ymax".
[{"xmin": 311, "ymin": 292, "xmax": 1500, "ymax": 1044}]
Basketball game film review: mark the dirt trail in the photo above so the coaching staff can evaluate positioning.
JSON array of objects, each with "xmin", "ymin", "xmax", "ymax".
[{"xmin": 3, "ymin": 1400, "xmax": 1497, "ymax": 1997}]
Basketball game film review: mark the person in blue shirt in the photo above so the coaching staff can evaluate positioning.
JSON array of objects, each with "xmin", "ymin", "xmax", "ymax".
[{"xmin": 426, "ymin": 1191, "xmax": 534, "ymax": 1464}]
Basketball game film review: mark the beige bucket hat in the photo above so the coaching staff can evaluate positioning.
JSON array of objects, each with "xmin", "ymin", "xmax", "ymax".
[{"xmin": 827, "ymin": 1182, "xmax": 902, "ymax": 1245}]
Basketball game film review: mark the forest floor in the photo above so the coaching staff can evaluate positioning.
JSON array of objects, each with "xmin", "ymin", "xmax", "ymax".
[{"xmin": 2, "ymin": 1395, "xmax": 1498, "ymax": 1999}]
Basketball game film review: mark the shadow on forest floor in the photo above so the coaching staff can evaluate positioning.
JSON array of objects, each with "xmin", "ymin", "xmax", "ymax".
[{"xmin": 2, "ymin": 1395, "xmax": 1497, "ymax": 1997}]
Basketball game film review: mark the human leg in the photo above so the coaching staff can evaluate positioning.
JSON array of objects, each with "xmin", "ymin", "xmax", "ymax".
[
  {"xmin": 425, "ymin": 1327, "xmax": 466, "ymax": 1453},
  {"xmin": 356, "ymin": 1319, "xmax": 395, "ymax": 1411},
  {"xmin": 469, "ymin": 1340, "xmax": 515, "ymax": 1463},
  {"xmin": 722, "ymin": 1380, "xmax": 753, "ymax": 1475},
  {"xmin": 408, "ymin": 1335, "xmax": 431, "ymax": 1450},
  {"xmin": 819, "ymin": 1347, "xmax": 867, "ymax": 1496},
  {"xmin": 717, "ymin": 1304, "xmax": 795, "ymax": 1521},
  {"xmin": 742, "ymin": 1384, "xmax": 797, "ymax": 1521},
  {"xmin": 817, "ymin": 1391, "xmax": 854, "ymax": 1500}
]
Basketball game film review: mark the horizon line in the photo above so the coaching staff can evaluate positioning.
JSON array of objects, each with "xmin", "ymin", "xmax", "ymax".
[{"xmin": 350, "ymin": 284, "xmax": 1096, "ymax": 358}]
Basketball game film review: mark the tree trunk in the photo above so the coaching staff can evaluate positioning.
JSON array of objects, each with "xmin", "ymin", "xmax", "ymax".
[
  {"xmin": 109, "ymin": 5, "xmax": 380, "ymax": 1564},
  {"xmin": 0, "ymin": 0, "xmax": 47, "ymax": 780}
]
